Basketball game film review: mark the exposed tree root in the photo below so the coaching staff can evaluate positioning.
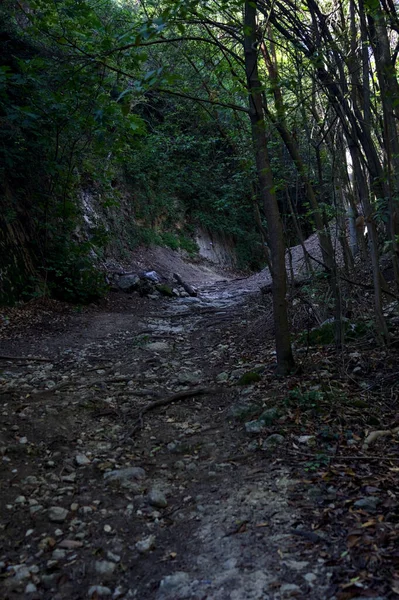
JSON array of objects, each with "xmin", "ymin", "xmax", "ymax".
[{"xmin": 119, "ymin": 387, "xmax": 225, "ymax": 444}]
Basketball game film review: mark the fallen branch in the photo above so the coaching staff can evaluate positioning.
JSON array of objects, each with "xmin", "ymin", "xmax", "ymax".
[
  {"xmin": 142, "ymin": 386, "xmax": 221, "ymax": 413},
  {"xmin": 119, "ymin": 387, "xmax": 224, "ymax": 443},
  {"xmin": 173, "ymin": 273, "xmax": 197, "ymax": 296},
  {"xmin": 362, "ymin": 426, "xmax": 399, "ymax": 451}
]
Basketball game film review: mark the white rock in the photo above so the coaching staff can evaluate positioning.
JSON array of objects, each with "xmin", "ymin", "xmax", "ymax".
[
  {"xmin": 135, "ymin": 535, "xmax": 156, "ymax": 554},
  {"xmin": 88, "ymin": 585, "xmax": 112, "ymax": 597},
  {"xmin": 159, "ymin": 571, "xmax": 190, "ymax": 590},
  {"xmin": 104, "ymin": 467, "xmax": 146, "ymax": 482},
  {"xmin": 75, "ymin": 454, "xmax": 91, "ymax": 466},
  {"xmin": 148, "ymin": 488, "xmax": 168, "ymax": 508},
  {"xmin": 146, "ymin": 342, "xmax": 169, "ymax": 352},
  {"xmin": 304, "ymin": 572, "xmax": 317, "ymax": 584},
  {"xmin": 106, "ymin": 551, "xmax": 120, "ymax": 563},
  {"xmin": 95, "ymin": 560, "xmax": 116, "ymax": 579}
]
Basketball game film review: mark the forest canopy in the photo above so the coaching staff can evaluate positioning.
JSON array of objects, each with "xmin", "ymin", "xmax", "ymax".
[{"xmin": 2, "ymin": 0, "xmax": 399, "ymax": 372}]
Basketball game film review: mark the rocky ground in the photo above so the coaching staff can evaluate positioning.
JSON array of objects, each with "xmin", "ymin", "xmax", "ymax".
[{"xmin": 0, "ymin": 248, "xmax": 398, "ymax": 600}]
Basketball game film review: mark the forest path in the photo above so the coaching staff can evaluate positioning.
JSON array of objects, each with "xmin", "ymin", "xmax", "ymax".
[{"xmin": 0, "ymin": 256, "xmax": 336, "ymax": 600}]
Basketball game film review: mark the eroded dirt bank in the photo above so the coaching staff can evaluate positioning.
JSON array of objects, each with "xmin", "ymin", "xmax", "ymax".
[{"xmin": 0, "ymin": 249, "xmax": 397, "ymax": 600}]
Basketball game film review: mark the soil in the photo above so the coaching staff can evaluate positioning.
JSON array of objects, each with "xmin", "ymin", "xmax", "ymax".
[{"xmin": 0, "ymin": 246, "xmax": 397, "ymax": 600}]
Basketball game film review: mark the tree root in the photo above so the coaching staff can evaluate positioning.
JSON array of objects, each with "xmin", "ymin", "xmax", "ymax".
[{"xmin": 118, "ymin": 386, "xmax": 224, "ymax": 444}]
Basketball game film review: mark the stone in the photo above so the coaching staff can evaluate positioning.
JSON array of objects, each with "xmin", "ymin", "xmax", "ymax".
[
  {"xmin": 29, "ymin": 504, "xmax": 44, "ymax": 515},
  {"xmin": 159, "ymin": 571, "xmax": 190, "ymax": 592},
  {"xmin": 353, "ymin": 497, "xmax": 380, "ymax": 512},
  {"xmin": 135, "ymin": 534, "xmax": 156, "ymax": 554},
  {"xmin": 216, "ymin": 372, "xmax": 229, "ymax": 383},
  {"xmin": 178, "ymin": 372, "xmax": 201, "ymax": 385},
  {"xmin": 144, "ymin": 271, "xmax": 160, "ymax": 283},
  {"xmin": 75, "ymin": 454, "xmax": 91, "ymax": 466},
  {"xmin": 245, "ymin": 420, "xmax": 265, "ymax": 434},
  {"xmin": 186, "ymin": 462, "xmax": 197, "ymax": 472},
  {"xmin": 229, "ymin": 402, "xmax": 259, "ymax": 420},
  {"xmin": 258, "ymin": 407, "xmax": 280, "ymax": 425},
  {"xmin": 262, "ymin": 434, "xmax": 285, "ymax": 451},
  {"xmin": 304, "ymin": 573, "xmax": 317, "ymax": 584},
  {"xmin": 104, "ymin": 467, "xmax": 146, "ymax": 482},
  {"xmin": 280, "ymin": 583, "xmax": 301, "ymax": 597},
  {"xmin": 284, "ymin": 560, "xmax": 309, "ymax": 571},
  {"xmin": 9, "ymin": 565, "xmax": 31, "ymax": 582},
  {"xmin": 88, "ymin": 585, "xmax": 112, "ymax": 597},
  {"xmin": 23, "ymin": 476, "xmax": 39, "ymax": 485},
  {"xmin": 148, "ymin": 488, "xmax": 168, "ymax": 508},
  {"xmin": 106, "ymin": 551, "xmax": 120, "ymax": 563},
  {"xmin": 117, "ymin": 274, "xmax": 140, "ymax": 292},
  {"xmin": 145, "ymin": 342, "xmax": 169, "ymax": 352},
  {"xmin": 25, "ymin": 583, "xmax": 37, "ymax": 594},
  {"xmin": 298, "ymin": 435, "xmax": 316, "ymax": 445},
  {"xmin": 58, "ymin": 539, "xmax": 84, "ymax": 549},
  {"xmin": 95, "ymin": 560, "xmax": 116, "ymax": 579},
  {"xmin": 48, "ymin": 506, "xmax": 69, "ymax": 523}
]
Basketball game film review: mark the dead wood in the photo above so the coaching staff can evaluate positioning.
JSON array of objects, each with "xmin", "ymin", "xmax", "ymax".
[
  {"xmin": 119, "ymin": 387, "xmax": 224, "ymax": 443},
  {"xmin": 173, "ymin": 272, "xmax": 197, "ymax": 296}
]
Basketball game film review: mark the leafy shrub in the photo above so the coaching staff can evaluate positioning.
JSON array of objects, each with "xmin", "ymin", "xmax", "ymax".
[
  {"xmin": 45, "ymin": 243, "xmax": 108, "ymax": 304},
  {"xmin": 161, "ymin": 232, "xmax": 180, "ymax": 250},
  {"xmin": 284, "ymin": 388, "xmax": 323, "ymax": 410}
]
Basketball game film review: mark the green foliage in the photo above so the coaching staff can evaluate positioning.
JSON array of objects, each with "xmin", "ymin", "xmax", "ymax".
[
  {"xmin": 44, "ymin": 241, "xmax": 108, "ymax": 304},
  {"xmin": 238, "ymin": 371, "xmax": 262, "ymax": 385},
  {"xmin": 284, "ymin": 388, "xmax": 323, "ymax": 410},
  {"xmin": 156, "ymin": 284, "xmax": 174, "ymax": 296},
  {"xmin": 298, "ymin": 319, "xmax": 373, "ymax": 346},
  {"xmin": 161, "ymin": 232, "xmax": 180, "ymax": 250}
]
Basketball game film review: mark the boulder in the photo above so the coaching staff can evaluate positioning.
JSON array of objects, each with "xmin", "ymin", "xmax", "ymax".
[{"xmin": 117, "ymin": 274, "xmax": 140, "ymax": 292}]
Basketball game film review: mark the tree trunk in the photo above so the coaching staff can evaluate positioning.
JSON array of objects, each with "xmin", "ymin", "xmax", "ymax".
[{"xmin": 244, "ymin": 0, "xmax": 294, "ymax": 375}]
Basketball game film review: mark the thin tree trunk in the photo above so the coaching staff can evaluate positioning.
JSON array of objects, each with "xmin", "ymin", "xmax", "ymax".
[{"xmin": 244, "ymin": 0, "xmax": 294, "ymax": 375}]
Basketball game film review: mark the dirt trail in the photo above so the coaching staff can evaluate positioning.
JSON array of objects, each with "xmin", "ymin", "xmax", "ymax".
[{"xmin": 0, "ymin": 249, "xmax": 337, "ymax": 600}]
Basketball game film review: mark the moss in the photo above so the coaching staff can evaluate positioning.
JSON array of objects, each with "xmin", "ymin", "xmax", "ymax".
[
  {"xmin": 156, "ymin": 284, "xmax": 174, "ymax": 297},
  {"xmin": 238, "ymin": 371, "xmax": 261, "ymax": 385}
]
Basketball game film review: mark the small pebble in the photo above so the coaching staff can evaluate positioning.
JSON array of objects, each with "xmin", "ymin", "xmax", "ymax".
[
  {"xmin": 95, "ymin": 560, "xmax": 116, "ymax": 579},
  {"xmin": 135, "ymin": 535, "xmax": 156, "ymax": 554},
  {"xmin": 88, "ymin": 585, "xmax": 112, "ymax": 597},
  {"xmin": 76, "ymin": 454, "xmax": 91, "ymax": 466},
  {"xmin": 48, "ymin": 506, "xmax": 69, "ymax": 523}
]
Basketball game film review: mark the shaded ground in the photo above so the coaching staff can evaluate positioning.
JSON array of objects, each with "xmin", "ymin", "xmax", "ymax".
[{"xmin": 0, "ymin": 247, "xmax": 398, "ymax": 600}]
